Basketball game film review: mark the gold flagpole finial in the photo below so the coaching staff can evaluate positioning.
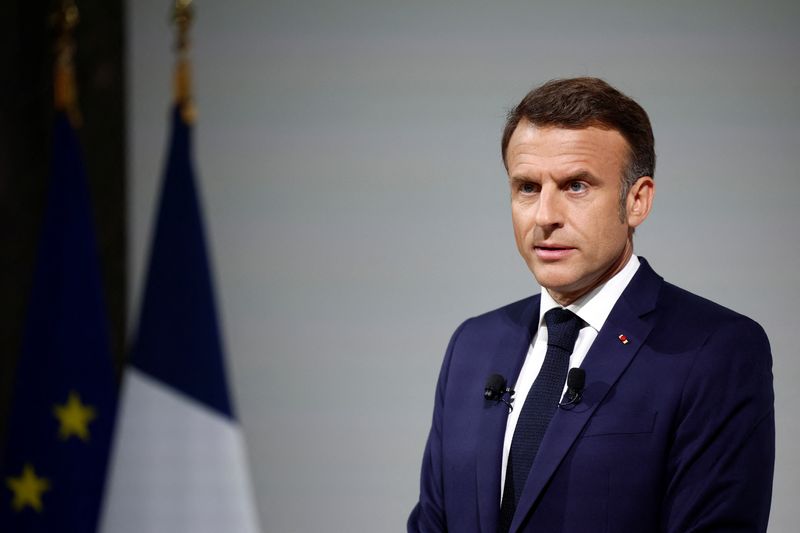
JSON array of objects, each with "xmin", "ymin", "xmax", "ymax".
[
  {"xmin": 172, "ymin": 0, "xmax": 196, "ymax": 124},
  {"xmin": 53, "ymin": 0, "xmax": 82, "ymax": 126}
]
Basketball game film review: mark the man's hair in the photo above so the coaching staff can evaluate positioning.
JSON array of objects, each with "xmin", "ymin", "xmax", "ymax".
[{"xmin": 501, "ymin": 77, "xmax": 655, "ymax": 217}]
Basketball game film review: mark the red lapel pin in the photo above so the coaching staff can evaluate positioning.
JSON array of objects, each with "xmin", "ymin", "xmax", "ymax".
[{"xmin": 618, "ymin": 334, "xmax": 629, "ymax": 345}]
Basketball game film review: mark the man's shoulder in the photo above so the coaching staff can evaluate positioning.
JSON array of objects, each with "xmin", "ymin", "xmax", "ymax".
[
  {"xmin": 637, "ymin": 277, "xmax": 770, "ymax": 363},
  {"xmin": 656, "ymin": 280, "xmax": 763, "ymax": 332},
  {"xmin": 460, "ymin": 293, "xmax": 540, "ymax": 330},
  {"xmin": 623, "ymin": 257, "xmax": 766, "ymax": 337}
]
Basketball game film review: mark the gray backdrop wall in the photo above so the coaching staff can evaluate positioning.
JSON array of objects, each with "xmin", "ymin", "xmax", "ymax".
[{"xmin": 128, "ymin": 1, "xmax": 800, "ymax": 531}]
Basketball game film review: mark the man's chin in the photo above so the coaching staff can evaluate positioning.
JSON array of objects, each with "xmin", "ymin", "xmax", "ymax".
[{"xmin": 531, "ymin": 265, "xmax": 578, "ymax": 291}]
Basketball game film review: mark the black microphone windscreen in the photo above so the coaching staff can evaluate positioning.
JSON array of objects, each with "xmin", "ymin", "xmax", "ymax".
[
  {"xmin": 484, "ymin": 374, "xmax": 506, "ymax": 400},
  {"xmin": 486, "ymin": 373, "xmax": 506, "ymax": 390},
  {"xmin": 567, "ymin": 368, "xmax": 585, "ymax": 391}
]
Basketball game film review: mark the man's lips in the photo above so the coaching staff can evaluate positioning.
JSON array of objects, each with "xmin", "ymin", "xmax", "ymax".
[{"xmin": 534, "ymin": 245, "xmax": 575, "ymax": 260}]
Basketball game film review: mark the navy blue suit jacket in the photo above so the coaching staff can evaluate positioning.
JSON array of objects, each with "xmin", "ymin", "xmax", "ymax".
[{"xmin": 409, "ymin": 259, "xmax": 774, "ymax": 533}]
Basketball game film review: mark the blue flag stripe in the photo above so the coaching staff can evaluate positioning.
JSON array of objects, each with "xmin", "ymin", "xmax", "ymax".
[{"xmin": 130, "ymin": 107, "xmax": 233, "ymax": 419}]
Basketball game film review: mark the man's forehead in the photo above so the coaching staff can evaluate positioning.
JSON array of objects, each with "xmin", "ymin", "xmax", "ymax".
[
  {"xmin": 509, "ymin": 120, "xmax": 626, "ymax": 145},
  {"xmin": 506, "ymin": 122, "xmax": 630, "ymax": 171}
]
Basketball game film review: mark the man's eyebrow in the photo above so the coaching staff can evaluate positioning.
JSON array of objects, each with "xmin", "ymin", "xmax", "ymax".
[
  {"xmin": 562, "ymin": 170, "xmax": 597, "ymax": 181},
  {"xmin": 508, "ymin": 176, "xmax": 536, "ymax": 184},
  {"xmin": 508, "ymin": 171, "xmax": 598, "ymax": 184}
]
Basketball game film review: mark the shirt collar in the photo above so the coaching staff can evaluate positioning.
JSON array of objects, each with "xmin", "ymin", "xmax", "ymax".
[{"xmin": 538, "ymin": 255, "xmax": 640, "ymax": 332}]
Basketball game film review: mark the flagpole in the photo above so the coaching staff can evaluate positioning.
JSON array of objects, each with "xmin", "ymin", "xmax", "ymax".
[
  {"xmin": 172, "ymin": 0, "xmax": 197, "ymax": 124},
  {"xmin": 53, "ymin": 0, "xmax": 82, "ymax": 126}
]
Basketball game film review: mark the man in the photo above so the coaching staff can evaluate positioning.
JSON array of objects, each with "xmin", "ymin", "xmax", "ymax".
[{"xmin": 408, "ymin": 78, "xmax": 774, "ymax": 533}]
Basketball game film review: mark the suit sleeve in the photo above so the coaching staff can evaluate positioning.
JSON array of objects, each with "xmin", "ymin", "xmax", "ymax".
[
  {"xmin": 662, "ymin": 316, "xmax": 775, "ymax": 533},
  {"xmin": 407, "ymin": 321, "xmax": 469, "ymax": 533}
]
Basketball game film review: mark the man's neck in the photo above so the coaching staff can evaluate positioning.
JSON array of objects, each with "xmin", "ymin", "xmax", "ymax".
[
  {"xmin": 547, "ymin": 242, "xmax": 634, "ymax": 307},
  {"xmin": 540, "ymin": 254, "xmax": 640, "ymax": 334}
]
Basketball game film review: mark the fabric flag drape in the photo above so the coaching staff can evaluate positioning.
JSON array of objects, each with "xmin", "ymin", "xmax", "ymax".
[
  {"xmin": 0, "ymin": 113, "xmax": 117, "ymax": 532},
  {"xmin": 100, "ymin": 107, "xmax": 260, "ymax": 533}
]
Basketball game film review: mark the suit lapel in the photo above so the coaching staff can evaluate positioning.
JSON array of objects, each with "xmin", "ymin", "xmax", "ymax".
[
  {"xmin": 476, "ymin": 295, "xmax": 540, "ymax": 533},
  {"xmin": 510, "ymin": 260, "xmax": 662, "ymax": 533}
]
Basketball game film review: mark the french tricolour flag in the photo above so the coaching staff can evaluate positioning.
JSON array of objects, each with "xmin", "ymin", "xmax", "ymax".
[{"xmin": 100, "ymin": 107, "xmax": 260, "ymax": 533}]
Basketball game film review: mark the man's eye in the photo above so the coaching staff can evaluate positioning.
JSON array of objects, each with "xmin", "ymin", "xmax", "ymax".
[
  {"xmin": 568, "ymin": 181, "xmax": 587, "ymax": 192},
  {"xmin": 521, "ymin": 183, "xmax": 537, "ymax": 193}
]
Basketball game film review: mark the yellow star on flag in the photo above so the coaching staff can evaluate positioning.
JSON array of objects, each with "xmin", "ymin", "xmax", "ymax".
[
  {"xmin": 53, "ymin": 390, "xmax": 96, "ymax": 441},
  {"xmin": 6, "ymin": 464, "xmax": 51, "ymax": 512}
]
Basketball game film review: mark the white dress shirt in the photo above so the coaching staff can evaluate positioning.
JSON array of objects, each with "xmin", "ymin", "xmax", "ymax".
[{"xmin": 499, "ymin": 255, "xmax": 641, "ymax": 500}]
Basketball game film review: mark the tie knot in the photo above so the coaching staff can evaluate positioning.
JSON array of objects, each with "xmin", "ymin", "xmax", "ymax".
[{"xmin": 544, "ymin": 308, "xmax": 583, "ymax": 352}]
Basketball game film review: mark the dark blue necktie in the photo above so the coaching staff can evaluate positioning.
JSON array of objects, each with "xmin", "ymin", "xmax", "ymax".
[{"xmin": 498, "ymin": 308, "xmax": 583, "ymax": 532}]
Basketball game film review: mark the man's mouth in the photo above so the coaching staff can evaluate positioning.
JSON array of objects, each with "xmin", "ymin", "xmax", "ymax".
[{"xmin": 534, "ymin": 245, "xmax": 575, "ymax": 260}]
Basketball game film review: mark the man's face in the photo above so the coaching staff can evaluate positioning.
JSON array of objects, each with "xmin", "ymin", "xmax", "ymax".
[{"xmin": 507, "ymin": 121, "xmax": 647, "ymax": 304}]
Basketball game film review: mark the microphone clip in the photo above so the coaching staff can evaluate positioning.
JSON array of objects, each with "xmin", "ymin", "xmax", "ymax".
[
  {"xmin": 484, "ymin": 374, "xmax": 515, "ymax": 412},
  {"xmin": 558, "ymin": 389, "xmax": 583, "ymax": 410}
]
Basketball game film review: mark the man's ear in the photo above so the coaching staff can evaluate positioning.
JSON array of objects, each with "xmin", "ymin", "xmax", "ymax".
[{"xmin": 627, "ymin": 176, "xmax": 655, "ymax": 229}]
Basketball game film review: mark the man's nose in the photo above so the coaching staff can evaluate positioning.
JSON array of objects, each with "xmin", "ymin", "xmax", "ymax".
[{"xmin": 534, "ymin": 187, "xmax": 563, "ymax": 228}]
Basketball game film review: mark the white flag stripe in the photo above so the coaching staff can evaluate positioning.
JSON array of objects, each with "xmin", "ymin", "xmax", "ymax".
[{"xmin": 101, "ymin": 368, "xmax": 260, "ymax": 533}]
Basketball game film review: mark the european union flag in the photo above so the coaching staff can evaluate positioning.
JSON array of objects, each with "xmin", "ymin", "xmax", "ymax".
[{"xmin": 0, "ymin": 113, "xmax": 117, "ymax": 532}]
